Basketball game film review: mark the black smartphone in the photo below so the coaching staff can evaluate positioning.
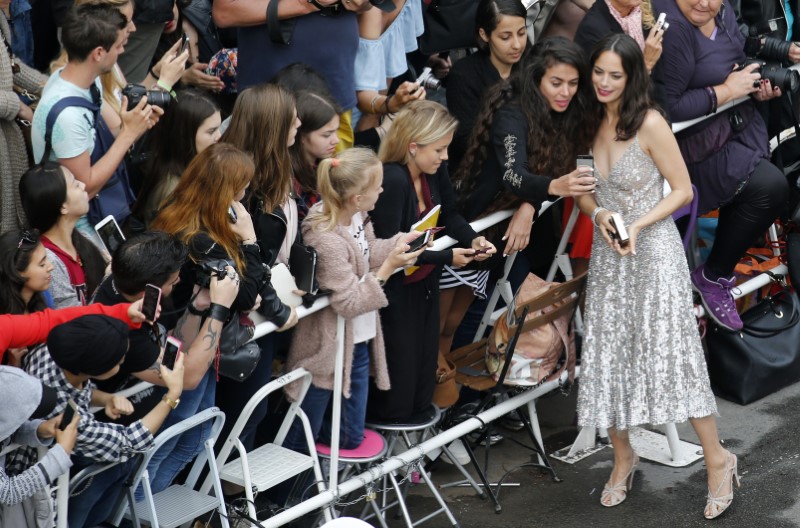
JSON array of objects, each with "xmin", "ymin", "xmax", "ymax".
[
  {"xmin": 141, "ymin": 284, "xmax": 162, "ymax": 322},
  {"xmin": 59, "ymin": 399, "xmax": 77, "ymax": 431},
  {"xmin": 577, "ymin": 154, "xmax": 594, "ymax": 170},
  {"xmin": 228, "ymin": 205, "xmax": 237, "ymax": 223},
  {"xmin": 406, "ymin": 230, "xmax": 432, "ymax": 253},
  {"xmin": 179, "ymin": 32, "xmax": 190, "ymax": 55},
  {"xmin": 162, "ymin": 336, "xmax": 182, "ymax": 369},
  {"xmin": 94, "ymin": 215, "xmax": 126, "ymax": 255}
]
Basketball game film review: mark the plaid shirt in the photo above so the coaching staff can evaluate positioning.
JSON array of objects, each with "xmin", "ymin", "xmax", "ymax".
[{"xmin": 22, "ymin": 344, "xmax": 153, "ymax": 463}]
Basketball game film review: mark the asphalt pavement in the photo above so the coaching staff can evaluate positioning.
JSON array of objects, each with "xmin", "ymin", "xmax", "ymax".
[{"xmin": 399, "ymin": 379, "xmax": 800, "ymax": 528}]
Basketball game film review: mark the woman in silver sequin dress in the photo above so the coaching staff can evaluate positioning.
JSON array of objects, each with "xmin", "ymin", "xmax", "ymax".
[{"xmin": 576, "ymin": 34, "xmax": 739, "ymax": 520}]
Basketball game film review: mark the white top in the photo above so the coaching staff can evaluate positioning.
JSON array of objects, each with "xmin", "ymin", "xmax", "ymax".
[{"xmin": 347, "ymin": 213, "xmax": 377, "ymax": 344}]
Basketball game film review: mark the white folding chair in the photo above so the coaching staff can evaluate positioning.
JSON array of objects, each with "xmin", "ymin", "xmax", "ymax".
[
  {"xmin": 108, "ymin": 407, "xmax": 230, "ymax": 528},
  {"xmin": 199, "ymin": 368, "xmax": 330, "ymax": 524}
]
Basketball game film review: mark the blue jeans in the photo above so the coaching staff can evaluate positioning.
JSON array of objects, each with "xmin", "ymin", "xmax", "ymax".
[
  {"xmin": 138, "ymin": 367, "xmax": 216, "ymax": 498},
  {"xmin": 68, "ymin": 456, "xmax": 137, "ymax": 528},
  {"xmin": 284, "ymin": 342, "xmax": 370, "ymax": 453}
]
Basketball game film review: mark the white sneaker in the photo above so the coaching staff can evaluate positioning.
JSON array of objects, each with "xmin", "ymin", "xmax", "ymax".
[{"xmin": 441, "ymin": 439, "xmax": 470, "ymax": 465}]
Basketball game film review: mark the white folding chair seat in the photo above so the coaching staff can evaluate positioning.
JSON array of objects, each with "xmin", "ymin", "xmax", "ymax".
[{"xmin": 110, "ymin": 406, "xmax": 230, "ymax": 528}]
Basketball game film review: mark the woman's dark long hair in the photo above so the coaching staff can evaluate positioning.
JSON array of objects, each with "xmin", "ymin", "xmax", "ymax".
[
  {"xmin": 18, "ymin": 163, "xmax": 106, "ymax": 297},
  {"xmin": 132, "ymin": 88, "xmax": 220, "ymax": 218},
  {"xmin": 590, "ymin": 33, "xmax": 663, "ymax": 141},
  {"xmin": 455, "ymin": 36, "xmax": 595, "ymax": 211},
  {"xmin": 290, "ymin": 90, "xmax": 342, "ymax": 193},
  {"xmin": 475, "ymin": 0, "xmax": 527, "ymax": 52},
  {"xmin": 0, "ymin": 230, "xmax": 47, "ymax": 315}
]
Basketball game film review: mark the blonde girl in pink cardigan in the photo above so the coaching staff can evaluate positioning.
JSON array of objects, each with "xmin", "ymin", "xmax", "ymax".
[{"xmin": 283, "ymin": 148, "xmax": 426, "ymax": 452}]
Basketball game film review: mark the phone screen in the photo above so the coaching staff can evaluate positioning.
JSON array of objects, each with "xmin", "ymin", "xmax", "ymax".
[
  {"xmin": 95, "ymin": 216, "xmax": 125, "ymax": 255},
  {"xmin": 141, "ymin": 284, "xmax": 162, "ymax": 322},
  {"xmin": 162, "ymin": 338, "xmax": 181, "ymax": 369},
  {"xmin": 59, "ymin": 400, "xmax": 77, "ymax": 430},
  {"xmin": 577, "ymin": 155, "xmax": 594, "ymax": 170}
]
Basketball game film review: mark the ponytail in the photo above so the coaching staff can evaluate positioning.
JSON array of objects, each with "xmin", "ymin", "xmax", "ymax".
[{"xmin": 310, "ymin": 148, "xmax": 382, "ymax": 232}]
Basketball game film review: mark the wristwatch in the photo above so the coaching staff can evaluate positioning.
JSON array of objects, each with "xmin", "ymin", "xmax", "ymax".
[{"xmin": 161, "ymin": 395, "xmax": 180, "ymax": 410}]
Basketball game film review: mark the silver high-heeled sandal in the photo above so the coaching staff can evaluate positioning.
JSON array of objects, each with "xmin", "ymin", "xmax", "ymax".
[
  {"xmin": 704, "ymin": 452, "xmax": 740, "ymax": 520},
  {"xmin": 601, "ymin": 454, "xmax": 640, "ymax": 507}
]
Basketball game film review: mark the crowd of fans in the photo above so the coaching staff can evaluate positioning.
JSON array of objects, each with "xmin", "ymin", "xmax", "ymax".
[{"xmin": 0, "ymin": 0, "xmax": 798, "ymax": 523}]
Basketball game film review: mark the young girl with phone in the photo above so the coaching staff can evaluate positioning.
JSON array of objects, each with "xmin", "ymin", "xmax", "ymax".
[
  {"xmin": 576, "ymin": 34, "xmax": 731, "ymax": 519},
  {"xmin": 19, "ymin": 163, "xmax": 106, "ymax": 308},
  {"xmin": 283, "ymin": 147, "xmax": 424, "ymax": 451}
]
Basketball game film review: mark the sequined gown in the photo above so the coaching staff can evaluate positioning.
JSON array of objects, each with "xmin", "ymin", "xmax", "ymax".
[{"xmin": 576, "ymin": 137, "xmax": 717, "ymax": 430}]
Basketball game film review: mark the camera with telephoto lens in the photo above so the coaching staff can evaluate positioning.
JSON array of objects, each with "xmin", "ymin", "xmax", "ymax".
[
  {"xmin": 741, "ymin": 21, "xmax": 800, "ymax": 94},
  {"xmin": 416, "ymin": 67, "xmax": 441, "ymax": 90},
  {"xmin": 122, "ymin": 83, "xmax": 171, "ymax": 111},
  {"xmin": 194, "ymin": 258, "xmax": 235, "ymax": 288}
]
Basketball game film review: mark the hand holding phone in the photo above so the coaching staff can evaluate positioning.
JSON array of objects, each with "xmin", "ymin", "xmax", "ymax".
[{"xmin": 141, "ymin": 284, "xmax": 162, "ymax": 322}]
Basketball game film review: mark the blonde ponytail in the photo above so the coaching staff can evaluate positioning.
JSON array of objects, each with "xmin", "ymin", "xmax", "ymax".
[{"xmin": 310, "ymin": 148, "xmax": 382, "ymax": 231}]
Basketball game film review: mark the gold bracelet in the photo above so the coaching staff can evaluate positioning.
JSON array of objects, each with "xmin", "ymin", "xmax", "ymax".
[{"xmin": 370, "ymin": 94, "xmax": 381, "ymax": 114}]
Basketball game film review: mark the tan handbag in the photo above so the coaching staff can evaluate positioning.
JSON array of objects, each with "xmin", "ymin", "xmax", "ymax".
[{"xmin": 432, "ymin": 351, "xmax": 460, "ymax": 409}]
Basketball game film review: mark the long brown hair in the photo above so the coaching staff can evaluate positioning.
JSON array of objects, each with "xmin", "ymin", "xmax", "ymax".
[
  {"xmin": 151, "ymin": 143, "xmax": 254, "ymax": 271},
  {"xmin": 222, "ymin": 84, "xmax": 296, "ymax": 213},
  {"xmin": 454, "ymin": 37, "xmax": 595, "ymax": 212}
]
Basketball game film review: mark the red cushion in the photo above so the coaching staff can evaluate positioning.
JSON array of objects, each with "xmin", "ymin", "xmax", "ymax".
[{"xmin": 316, "ymin": 429, "xmax": 385, "ymax": 459}]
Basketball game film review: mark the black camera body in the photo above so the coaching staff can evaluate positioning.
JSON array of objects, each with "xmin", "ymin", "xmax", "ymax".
[
  {"xmin": 195, "ymin": 258, "xmax": 235, "ymax": 288},
  {"xmin": 741, "ymin": 24, "xmax": 800, "ymax": 94},
  {"xmin": 122, "ymin": 83, "xmax": 171, "ymax": 111}
]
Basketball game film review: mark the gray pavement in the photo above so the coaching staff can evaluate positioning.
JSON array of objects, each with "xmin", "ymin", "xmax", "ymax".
[{"xmin": 398, "ymin": 380, "xmax": 800, "ymax": 528}]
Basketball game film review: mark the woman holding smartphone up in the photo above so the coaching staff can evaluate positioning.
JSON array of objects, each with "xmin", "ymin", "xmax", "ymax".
[{"xmin": 575, "ymin": 34, "xmax": 732, "ymax": 519}]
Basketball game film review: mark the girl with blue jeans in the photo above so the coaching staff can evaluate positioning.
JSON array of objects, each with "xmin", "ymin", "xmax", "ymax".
[{"xmin": 283, "ymin": 148, "xmax": 424, "ymax": 452}]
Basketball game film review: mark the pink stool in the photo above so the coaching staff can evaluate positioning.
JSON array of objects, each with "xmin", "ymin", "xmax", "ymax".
[{"xmin": 316, "ymin": 429, "xmax": 389, "ymax": 526}]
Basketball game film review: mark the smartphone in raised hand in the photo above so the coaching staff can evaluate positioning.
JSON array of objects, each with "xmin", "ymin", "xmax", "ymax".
[
  {"xmin": 141, "ymin": 284, "xmax": 162, "ymax": 322},
  {"xmin": 162, "ymin": 336, "xmax": 182, "ymax": 369},
  {"xmin": 94, "ymin": 215, "xmax": 125, "ymax": 255}
]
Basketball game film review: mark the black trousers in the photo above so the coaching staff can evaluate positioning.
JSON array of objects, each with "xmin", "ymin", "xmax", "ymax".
[
  {"xmin": 705, "ymin": 159, "xmax": 788, "ymax": 278},
  {"xmin": 367, "ymin": 271, "xmax": 440, "ymax": 423}
]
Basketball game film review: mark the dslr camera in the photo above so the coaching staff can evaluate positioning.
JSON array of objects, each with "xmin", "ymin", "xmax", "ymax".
[
  {"xmin": 122, "ymin": 83, "xmax": 171, "ymax": 111},
  {"xmin": 194, "ymin": 258, "xmax": 235, "ymax": 288},
  {"xmin": 741, "ymin": 22, "xmax": 800, "ymax": 94}
]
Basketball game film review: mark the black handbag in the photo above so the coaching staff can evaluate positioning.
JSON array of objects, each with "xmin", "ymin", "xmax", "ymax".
[
  {"xmin": 418, "ymin": 0, "xmax": 479, "ymax": 54},
  {"xmin": 217, "ymin": 312, "xmax": 261, "ymax": 382},
  {"xmin": 705, "ymin": 286, "xmax": 800, "ymax": 404},
  {"xmin": 289, "ymin": 241, "xmax": 319, "ymax": 295}
]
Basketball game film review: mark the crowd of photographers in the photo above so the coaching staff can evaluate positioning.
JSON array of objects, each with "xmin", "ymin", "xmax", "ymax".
[{"xmin": 1, "ymin": 0, "xmax": 799, "ymax": 524}]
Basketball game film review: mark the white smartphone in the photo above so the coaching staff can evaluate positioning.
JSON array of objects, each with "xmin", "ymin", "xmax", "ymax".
[
  {"xmin": 141, "ymin": 283, "xmax": 162, "ymax": 322},
  {"xmin": 657, "ymin": 12, "xmax": 666, "ymax": 27},
  {"xmin": 609, "ymin": 213, "xmax": 630, "ymax": 247},
  {"xmin": 162, "ymin": 336, "xmax": 182, "ymax": 369},
  {"xmin": 94, "ymin": 215, "xmax": 126, "ymax": 255}
]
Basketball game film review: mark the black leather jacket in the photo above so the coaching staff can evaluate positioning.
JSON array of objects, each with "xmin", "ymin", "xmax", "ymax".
[{"xmin": 248, "ymin": 198, "xmax": 292, "ymax": 327}]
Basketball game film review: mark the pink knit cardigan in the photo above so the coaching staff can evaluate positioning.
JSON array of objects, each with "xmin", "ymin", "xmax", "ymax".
[{"xmin": 285, "ymin": 209, "xmax": 403, "ymax": 400}]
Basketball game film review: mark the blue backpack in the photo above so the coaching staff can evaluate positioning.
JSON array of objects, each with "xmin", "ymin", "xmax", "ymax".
[{"xmin": 43, "ymin": 93, "xmax": 136, "ymax": 225}]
